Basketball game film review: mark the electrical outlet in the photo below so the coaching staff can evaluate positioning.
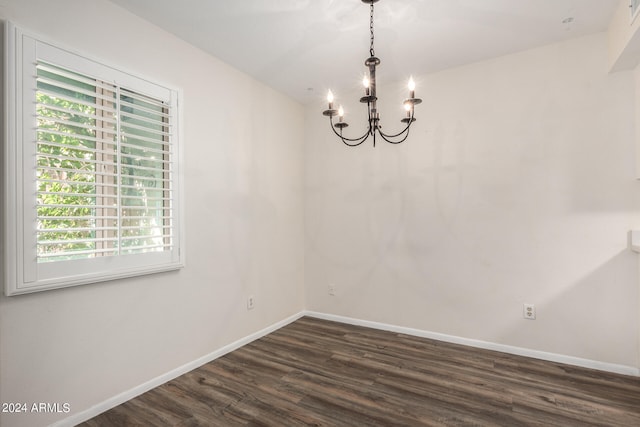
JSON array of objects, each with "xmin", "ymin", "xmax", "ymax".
[
  {"xmin": 247, "ymin": 295, "xmax": 255, "ymax": 310},
  {"xmin": 328, "ymin": 284, "xmax": 336, "ymax": 296},
  {"xmin": 523, "ymin": 303, "xmax": 535, "ymax": 320}
]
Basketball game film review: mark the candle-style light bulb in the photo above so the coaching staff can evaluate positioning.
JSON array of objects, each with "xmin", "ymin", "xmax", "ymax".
[
  {"xmin": 408, "ymin": 76, "xmax": 416, "ymax": 98},
  {"xmin": 404, "ymin": 102, "xmax": 412, "ymax": 117},
  {"xmin": 327, "ymin": 90, "xmax": 334, "ymax": 109},
  {"xmin": 362, "ymin": 75, "xmax": 370, "ymax": 96},
  {"xmin": 338, "ymin": 105, "xmax": 345, "ymax": 121}
]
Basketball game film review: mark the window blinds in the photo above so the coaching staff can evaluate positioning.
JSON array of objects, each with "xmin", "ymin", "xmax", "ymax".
[{"xmin": 35, "ymin": 61, "xmax": 175, "ymax": 262}]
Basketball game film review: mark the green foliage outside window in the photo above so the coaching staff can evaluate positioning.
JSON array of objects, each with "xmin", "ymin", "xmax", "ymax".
[{"xmin": 36, "ymin": 68, "xmax": 102, "ymax": 260}]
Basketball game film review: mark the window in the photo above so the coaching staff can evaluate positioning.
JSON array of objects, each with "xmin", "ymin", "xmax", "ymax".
[{"xmin": 4, "ymin": 23, "xmax": 183, "ymax": 295}]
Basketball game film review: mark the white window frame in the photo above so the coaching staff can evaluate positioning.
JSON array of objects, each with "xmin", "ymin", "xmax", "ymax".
[{"xmin": 3, "ymin": 22, "xmax": 184, "ymax": 296}]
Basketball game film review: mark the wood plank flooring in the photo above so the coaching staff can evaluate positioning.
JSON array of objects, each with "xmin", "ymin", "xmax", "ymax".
[{"xmin": 80, "ymin": 316, "xmax": 640, "ymax": 426}]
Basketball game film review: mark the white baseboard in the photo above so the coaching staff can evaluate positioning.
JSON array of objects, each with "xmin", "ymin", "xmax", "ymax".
[
  {"xmin": 304, "ymin": 311, "xmax": 640, "ymax": 377},
  {"xmin": 52, "ymin": 311, "xmax": 305, "ymax": 427}
]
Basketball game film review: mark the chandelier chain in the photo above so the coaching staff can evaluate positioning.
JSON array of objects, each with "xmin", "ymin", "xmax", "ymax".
[{"xmin": 369, "ymin": 2, "xmax": 375, "ymax": 57}]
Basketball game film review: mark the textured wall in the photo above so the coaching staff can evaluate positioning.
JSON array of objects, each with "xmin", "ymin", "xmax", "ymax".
[{"xmin": 305, "ymin": 32, "xmax": 640, "ymax": 370}]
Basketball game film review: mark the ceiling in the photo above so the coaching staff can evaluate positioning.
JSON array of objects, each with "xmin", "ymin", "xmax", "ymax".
[{"xmin": 109, "ymin": 0, "xmax": 620, "ymax": 104}]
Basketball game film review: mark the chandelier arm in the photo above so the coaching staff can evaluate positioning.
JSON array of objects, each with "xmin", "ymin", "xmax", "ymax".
[
  {"xmin": 378, "ymin": 126, "xmax": 411, "ymax": 144},
  {"xmin": 379, "ymin": 123, "xmax": 411, "ymax": 139},
  {"xmin": 329, "ymin": 116, "xmax": 371, "ymax": 145},
  {"xmin": 378, "ymin": 109, "xmax": 415, "ymax": 139},
  {"xmin": 336, "ymin": 126, "xmax": 371, "ymax": 147},
  {"xmin": 342, "ymin": 133, "xmax": 371, "ymax": 147},
  {"xmin": 376, "ymin": 109, "xmax": 414, "ymax": 143}
]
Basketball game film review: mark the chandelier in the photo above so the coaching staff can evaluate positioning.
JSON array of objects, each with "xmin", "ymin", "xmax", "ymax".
[{"xmin": 322, "ymin": 0, "xmax": 422, "ymax": 147}]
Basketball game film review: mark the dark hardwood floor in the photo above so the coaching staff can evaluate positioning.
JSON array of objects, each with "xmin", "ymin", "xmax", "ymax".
[{"xmin": 80, "ymin": 316, "xmax": 640, "ymax": 426}]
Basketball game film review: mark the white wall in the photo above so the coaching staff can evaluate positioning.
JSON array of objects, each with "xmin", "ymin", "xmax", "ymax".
[
  {"xmin": 0, "ymin": 1, "xmax": 304, "ymax": 427},
  {"xmin": 305, "ymin": 32, "xmax": 640, "ymax": 370}
]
